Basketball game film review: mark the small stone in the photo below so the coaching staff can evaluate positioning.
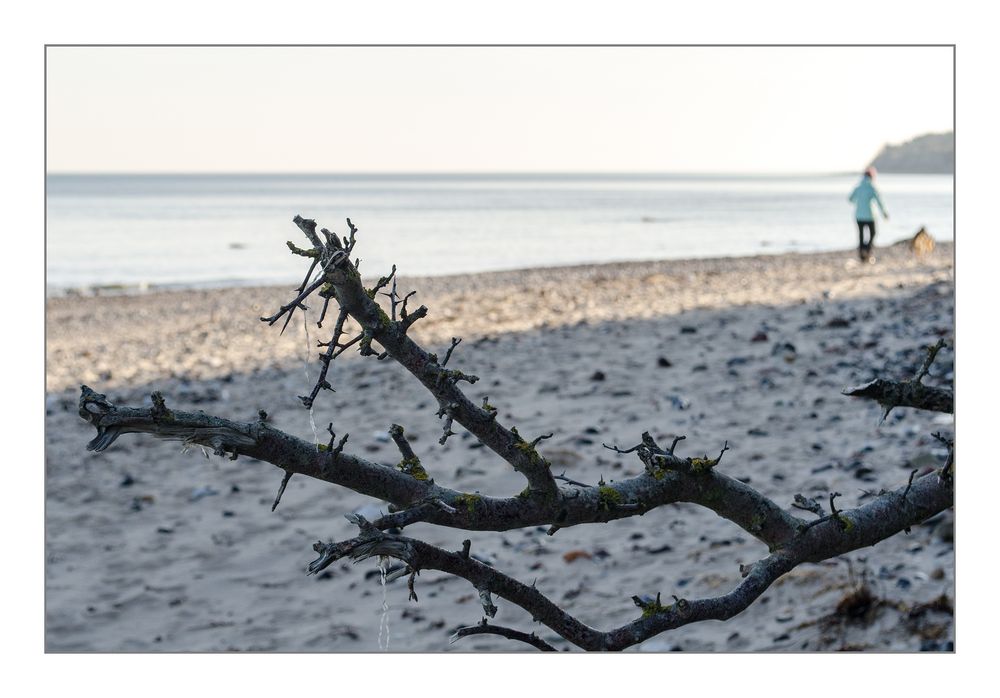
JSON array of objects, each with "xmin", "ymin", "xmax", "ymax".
[
  {"xmin": 563, "ymin": 550, "xmax": 592, "ymax": 563},
  {"xmin": 131, "ymin": 495, "xmax": 154, "ymax": 511},
  {"xmin": 771, "ymin": 342, "xmax": 797, "ymax": 361},
  {"xmin": 590, "ymin": 370, "xmax": 606, "ymax": 382},
  {"xmin": 751, "ymin": 331, "xmax": 769, "ymax": 343},
  {"xmin": 657, "ymin": 356, "xmax": 673, "ymax": 368},
  {"xmin": 190, "ymin": 486, "xmax": 219, "ymax": 501},
  {"xmin": 666, "ymin": 395, "xmax": 690, "ymax": 410},
  {"xmin": 680, "ymin": 326, "xmax": 698, "ymax": 334},
  {"xmin": 854, "ymin": 466, "xmax": 876, "ymax": 481}
]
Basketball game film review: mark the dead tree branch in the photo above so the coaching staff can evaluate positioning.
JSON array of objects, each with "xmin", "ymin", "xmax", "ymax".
[
  {"xmin": 306, "ymin": 463, "xmax": 952, "ymax": 651},
  {"xmin": 77, "ymin": 215, "xmax": 955, "ymax": 651},
  {"xmin": 451, "ymin": 619, "xmax": 557, "ymax": 651},
  {"xmin": 844, "ymin": 339, "xmax": 953, "ymax": 418},
  {"xmin": 280, "ymin": 216, "xmax": 559, "ymax": 496},
  {"xmin": 77, "ymin": 385, "xmax": 807, "ymax": 542}
]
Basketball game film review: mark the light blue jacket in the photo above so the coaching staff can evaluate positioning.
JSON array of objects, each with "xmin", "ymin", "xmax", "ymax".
[{"xmin": 849, "ymin": 177, "xmax": 888, "ymax": 222}]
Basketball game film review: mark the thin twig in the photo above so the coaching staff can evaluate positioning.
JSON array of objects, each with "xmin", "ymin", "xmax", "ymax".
[
  {"xmin": 914, "ymin": 338, "xmax": 947, "ymax": 384},
  {"xmin": 271, "ymin": 470, "xmax": 293, "ymax": 511},
  {"xmin": 441, "ymin": 337, "xmax": 462, "ymax": 367},
  {"xmin": 554, "ymin": 472, "xmax": 591, "ymax": 488},
  {"xmin": 451, "ymin": 619, "xmax": 557, "ymax": 651}
]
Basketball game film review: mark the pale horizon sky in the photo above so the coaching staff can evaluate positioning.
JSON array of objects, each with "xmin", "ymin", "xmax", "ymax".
[{"xmin": 46, "ymin": 46, "xmax": 954, "ymax": 174}]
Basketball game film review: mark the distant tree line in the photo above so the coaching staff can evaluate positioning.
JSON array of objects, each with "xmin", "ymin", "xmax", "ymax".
[{"xmin": 869, "ymin": 132, "xmax": 954, "ymax": 174}]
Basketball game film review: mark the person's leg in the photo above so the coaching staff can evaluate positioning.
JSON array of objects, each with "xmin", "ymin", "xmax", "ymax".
[
  {"xmin": 857, "ymin": 220, "xmax": 866, "ymax": 260},
  {"xmin": 863, "ymin": 221, "xmax": 876, "ymax": 263}
]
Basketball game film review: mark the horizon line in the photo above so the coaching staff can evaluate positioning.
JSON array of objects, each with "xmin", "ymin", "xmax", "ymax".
[{"xmin": 46, "ymin": 169, "xmax": 913, "ymax": 178}]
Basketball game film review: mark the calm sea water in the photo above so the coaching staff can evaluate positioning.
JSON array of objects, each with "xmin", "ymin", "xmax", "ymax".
[{"xmin": 46, "ymin": 173, "xmax": 953, "ymax": 292}]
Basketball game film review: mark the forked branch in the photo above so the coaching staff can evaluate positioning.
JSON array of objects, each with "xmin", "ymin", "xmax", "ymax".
[
  {"xmin": 77, "ymin": 216, "xmax": 955, "ymax": 651},
  {"xmin": 844, "ymin": 338, "xmax": 953, "ymax": 419}
]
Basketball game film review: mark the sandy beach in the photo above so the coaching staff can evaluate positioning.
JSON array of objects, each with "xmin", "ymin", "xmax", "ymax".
[{"xmin": 45, "ymin": 242, "xmax": 955, "ymax": 652}]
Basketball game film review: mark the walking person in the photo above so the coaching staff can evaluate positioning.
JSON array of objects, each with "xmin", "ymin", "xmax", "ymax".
[{"xmin": 849, "ymin": 167, "xmax": 889, "ymax": 263}]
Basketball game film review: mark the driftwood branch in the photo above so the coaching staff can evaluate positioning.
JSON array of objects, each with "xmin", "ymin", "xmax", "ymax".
[
  {"xmin": 843, "ymin": 378, "xmax": 953, "ymax": 416},
  {"xmin": 305, "ymin": 464, "xmax": 952, "ymax": 651},
  {"xmin": 77, "ymin": 215, "xmax": 955, "ymax": 651},
  {"xmin": 451, "ymin": 619, "xmax": 557, "ymax": 651},
  {"xmin": 844, "ymin": 339, "xmax": 953, "ymax": 418},
  {"xmin": 283, "ymin": 216, "xmax": 558, "ymax": 496},
  {"xmin": 77, "ymin": 385, "xmax": 807, "ymax": 542}
]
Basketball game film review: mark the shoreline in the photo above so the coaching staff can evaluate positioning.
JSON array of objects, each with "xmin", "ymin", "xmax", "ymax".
[
  {"xmin": 46, "ymin": 243, "xmax": 953, "ymax": 394},
  {"xmin": 45, "ymin": 238, "xmax": 952, "ymax": 299}
]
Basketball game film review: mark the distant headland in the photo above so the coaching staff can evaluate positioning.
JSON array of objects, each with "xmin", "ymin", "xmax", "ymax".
[{"xmin": 869, "ymin": 131, "xmax": 954, "ymax": 174}]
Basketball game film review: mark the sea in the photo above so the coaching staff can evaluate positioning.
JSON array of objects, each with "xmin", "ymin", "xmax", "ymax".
[{"xmin": 45, "ymin": 173, "xmax": 954, "ymax": 294}]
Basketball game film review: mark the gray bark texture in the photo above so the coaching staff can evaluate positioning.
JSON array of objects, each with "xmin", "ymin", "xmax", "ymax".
[{"xmin": 77, "ymin": 216, "xmax": 955, "ymax": 651}]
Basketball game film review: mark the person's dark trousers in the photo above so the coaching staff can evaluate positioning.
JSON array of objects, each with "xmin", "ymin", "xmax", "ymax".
[{"xmin": 857, "ymin": 220, "xmax": 876, "ymax": 259}]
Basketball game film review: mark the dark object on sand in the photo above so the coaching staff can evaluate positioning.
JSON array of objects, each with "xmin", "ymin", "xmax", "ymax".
[
  {"xmin": 891, "ymin": 227, "xmax": 935, "ymax": 257},
  {"xmin": 910, "ymin": 228, "xmax": 935, "ymax": 257}
]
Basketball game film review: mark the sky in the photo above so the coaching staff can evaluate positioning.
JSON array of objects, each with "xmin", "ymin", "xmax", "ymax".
[{"xmin": 46, "ymin": 46, "xmax": 953, "ymax": 174}]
